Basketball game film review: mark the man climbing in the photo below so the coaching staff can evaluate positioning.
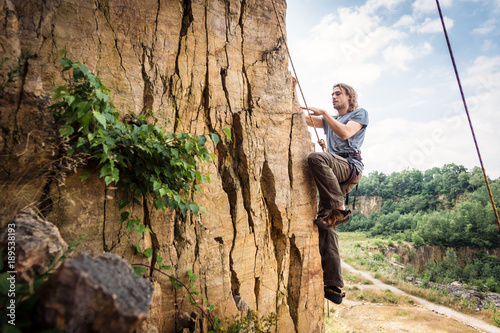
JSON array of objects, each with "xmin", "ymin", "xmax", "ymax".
[{"xmin": 294, "ymin": 78, "xmax": 369, "ymax": 305}]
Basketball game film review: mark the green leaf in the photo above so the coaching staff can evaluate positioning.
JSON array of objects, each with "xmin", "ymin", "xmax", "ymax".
[
  {"xmin": 134, "ymin": 243, "xmax": 142, "ymax": 254},
  {"xmin": 100, "ymin": 163, "xmax": 112, "ymax": 178},
  {"xmin": 59, "ymin": 124, "xmax": 74, "ymax": 138},
  {"xmin": 172, "ymin": 282, "xmax": 183, "ymax": 289},
  {"xmin": 79, "ymin": 172, "xmax": 90, "ymax": 181},
  {"xmin": 179, "ymin": 202, "xmax": 189, "ymax": 217},
  {"xmin": 95, "ymin": 90, "xmax": 109, "ymax": 102},
  {"xmin": 52, "ymin": 86, "xmax": 69, "ymax": 99},
  {"xmin": 190, "ymin": 203, "xmax": 200, "ymax": 215},
  {"xmin": 159, "ymin": 187, "xmax": 167, "ymax": 198},
  {"xmin": 156, "ymin": 255, "xmax": 163, "ymax": 266},
  {"xmin": 142, "ymin": 248, "xmax": 153, "ymax": 258},
  {"xmin": 184, "ymin": 140, "xmax": 193, "ymax": 152},
  {"xmin": 135, "ymin": 223, "xmax": 146, "ymax": 236},
  {"xmin": 154, "ymin": 199, "xmax": 164, "ymax": 210},
  {"xmin": 77, "ymin": 101, "xmax": 91, "ymax": 117},
  {"xmin": 60, "ymin": 57, "xmax": 73, "ymax": 68},
  {"xmin": 126, "ymin": 218, "xmax": 140, "ymax": 234},
  {"xmin": 93, "ymin": 111, "xmax": 107, "ymax": 127},
  {"xmin": 223, "ymin": 128, "xmax": 232, "ymax": 141},
  {"xmin": 64, "ymin": 94, "xmax": 76, "ymax": 106},
  {"xmin": 118, "ymin": 199, "xmax": 130, "ymax": 210},
  {"xmin": 133, "ymin": 266, "xmax": 148, "ymax": 276},
  {"xmin": 104, "ymin": 175, "xmax": 113, "ymax": 186},
  {"xmin": 196, "ymin": 135, "xmax": 207, "ymax": 146},
  {"xmin": 209, "ymin": 133, "xmax": 219, "ymax": 146},
  {"xmin": 120, "ymin": 211, "xmax": 130, "ymax": 223},
  {"xmin": 112, "ymin": 167, "xmax": 120, "ymax": 183}
]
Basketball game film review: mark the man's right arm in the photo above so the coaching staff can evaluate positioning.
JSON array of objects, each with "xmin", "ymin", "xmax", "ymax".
[{"xmin": 304, "ymin": 113, "xmax": 324, "ymax": 128}]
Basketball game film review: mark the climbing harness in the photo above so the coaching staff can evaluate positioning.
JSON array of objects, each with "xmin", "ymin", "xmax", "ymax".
[
  {"xmin": 436, "ymin": 0, "xmax": 500, "ymax": 231},
  {"xmin": 270, "ymin": 0, "xmax": 326, "ymax": 152}
]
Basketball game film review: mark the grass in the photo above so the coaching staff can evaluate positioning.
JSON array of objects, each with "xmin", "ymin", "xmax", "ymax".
[
  {"xmin": 343, "ymin": 271, "xmax": 372, "ymax": 285},
  {"xmin": 338, "ymin": 232, "xmax": 500, "ymax": 328},
  {"xmin": 346, "ymin": 287, "xmax": 414, "ymax": 305}
]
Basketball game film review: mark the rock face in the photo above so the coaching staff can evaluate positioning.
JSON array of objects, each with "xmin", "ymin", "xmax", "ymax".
[
  {"xmin": 387, "ymin": 245, "xmax": 500, "ymax": 273},
  {"xmin": 0, "ymin": 0, "xmax": 323, "ymax": 332},
  {"xmin": 354, "ymin": 195, "xmax": 382, "ymax": 217},
  {"xmin": 36, "ymin": 252, "xmax": 154, "ymax": 332}
]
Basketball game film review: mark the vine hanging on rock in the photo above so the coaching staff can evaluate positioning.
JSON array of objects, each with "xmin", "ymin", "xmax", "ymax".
[{"xmin": 50, "ymin": 52, "xmax": 220, "ymax": 234}]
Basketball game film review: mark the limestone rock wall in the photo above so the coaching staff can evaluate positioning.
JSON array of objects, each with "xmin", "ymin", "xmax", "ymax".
[
  {"xmin": 0, "ymin": 0, "xmax": 323, "ymax": 332},
  {"xmin": 354, "ymin": 195, "xmax": 382, "ymax": 217}
]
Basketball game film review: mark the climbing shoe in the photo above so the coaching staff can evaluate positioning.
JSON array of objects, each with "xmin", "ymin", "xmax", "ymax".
[
  {"xmin": 331, "ymin": 209, "xmax": 351, "ymax": 227},
  {"xmin": 313, "ymin": 209, "xmax": 351, "ymax": 229},
  {"xmin": 313, "ymin": 215, "xmax": 334, "ymax": 229},
  {"xmin": 324, "ymin": 286, "xmax": 345, "ymax": 304}
]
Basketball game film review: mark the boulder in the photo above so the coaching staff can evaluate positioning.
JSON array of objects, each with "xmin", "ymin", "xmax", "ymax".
[
  {"xmin": 35, "ymin": 252, "xmax": 154, "ymax": 333},
  {"xmin": 0, "ymin": 208, "xmax": 67, "ymax": 283}
]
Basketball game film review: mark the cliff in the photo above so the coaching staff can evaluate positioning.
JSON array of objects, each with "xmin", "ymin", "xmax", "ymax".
[
  {"xmin": 0, "ymin": 0, "xmax": 324, "ymax": 332},
  {"xmin": 354, "ymin": 195, "xmax": 382, "ymax": 217}
]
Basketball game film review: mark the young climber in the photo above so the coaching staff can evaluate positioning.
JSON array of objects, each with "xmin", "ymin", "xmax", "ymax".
[{"xmin": 294, "ymin": 78, "xmax": 369, "ymax": 304}]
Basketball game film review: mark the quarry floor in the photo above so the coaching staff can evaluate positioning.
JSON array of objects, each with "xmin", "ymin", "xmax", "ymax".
[{"xmin": 324, "ymin": 261, "xmax": 500, "ymax": 333}]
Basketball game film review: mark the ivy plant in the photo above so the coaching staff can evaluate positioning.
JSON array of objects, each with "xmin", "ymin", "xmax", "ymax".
[{"xmin": 50, "ymin": 54, "xmax": 219, "ymax": 235}]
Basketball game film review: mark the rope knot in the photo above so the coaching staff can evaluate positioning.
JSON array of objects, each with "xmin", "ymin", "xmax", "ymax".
[{"xmin": 318, "ymin": 139, "xmax": 327, "ymax": 151}]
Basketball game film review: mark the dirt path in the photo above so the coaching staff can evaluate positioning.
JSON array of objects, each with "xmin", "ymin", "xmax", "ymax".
[{"xmin": 326, "ymin": 260, "xmax": 500, "ymax": 333}]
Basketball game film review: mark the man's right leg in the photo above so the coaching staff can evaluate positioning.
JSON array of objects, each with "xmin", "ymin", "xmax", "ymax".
[{"xmin": 307, "ymin": 152, "xmax": 352, "ymax": 218}]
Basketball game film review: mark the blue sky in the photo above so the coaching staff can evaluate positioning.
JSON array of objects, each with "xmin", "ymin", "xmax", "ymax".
[{"xmin": 286, "ymin": 0, "xmax": 500, "ymax": 179}]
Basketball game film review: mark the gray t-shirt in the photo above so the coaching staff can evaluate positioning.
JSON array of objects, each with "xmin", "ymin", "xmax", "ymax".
[{"xmin": 322, "ymin": 108, "xmax": 369, "ymax": 171}]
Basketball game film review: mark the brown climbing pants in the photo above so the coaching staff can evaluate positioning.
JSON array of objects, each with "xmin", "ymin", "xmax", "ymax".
[{"xmin": 307, "ymin": 151, "xmax": 362, "ymax": 288}]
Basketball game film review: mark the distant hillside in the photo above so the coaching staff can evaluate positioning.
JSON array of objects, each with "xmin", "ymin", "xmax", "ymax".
[{"xmin": 341, "ymin": 164, "xmax": 500, "ymax": 248}]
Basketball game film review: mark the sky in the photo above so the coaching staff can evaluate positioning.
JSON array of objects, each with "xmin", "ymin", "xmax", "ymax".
[{"xmin": 285, "ymin": 0, "xmax": 500, "ymax": 179}]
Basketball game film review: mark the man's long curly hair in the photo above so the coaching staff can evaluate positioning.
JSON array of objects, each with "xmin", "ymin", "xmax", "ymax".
[{"xmin": 333, "ymin": 83, "xmax": 358, "ymax": 113}]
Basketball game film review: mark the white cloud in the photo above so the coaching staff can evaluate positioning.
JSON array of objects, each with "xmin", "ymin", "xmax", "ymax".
[
  {"xmin": 411, "ymin": 17, "xmax": 454, "ymax": 34},
  {"xmin": 412, "ymin": 0, "xmax": 453, "ymax": 15},
  {"xmin": 394, "ymin": 15, "xmax": 415, "ymax": 27},
  {"xmin": 361, "ymin": 0, "xmax": 405, "ymax": 13},
  {"xmin": 335, "ymin": 63, "xmax": 382, "ymax": 87},
  {"xmin": 383, "ymin": 42, "xmax": 432, "ymax": 70},
  {"xmin": 362, "ymin": 55, "xmax": 500, "ymax": 179},
  {"xmin": 298, "ymin": 6, "xmax": 406, "ymax": 69},
  {"xmin": 383, "ymin": 44, "xmax": 415, "ymax": 70},
  {"xmin": 472, "ymin": 18, "xmax": 497, "ymax": 35},
  {"xmin": 481, "ymin": 39, "xmax": 497, "ymax": 52}
]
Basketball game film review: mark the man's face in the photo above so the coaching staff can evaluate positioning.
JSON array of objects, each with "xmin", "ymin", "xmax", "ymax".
[{"xmin": 332, "ymin": 87, "xmax": 350, "ymax": 111}]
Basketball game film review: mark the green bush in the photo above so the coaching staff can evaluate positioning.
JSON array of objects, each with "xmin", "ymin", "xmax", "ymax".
[
  {"xmin": 485, "ymin": 277, "xmax": 500, "ymax": 293},
  {"xmin": 411, "ymin": 233, "xmax": 425, "ymax": 247}
]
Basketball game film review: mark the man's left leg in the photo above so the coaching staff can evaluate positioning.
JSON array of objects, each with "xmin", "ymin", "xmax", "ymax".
[{"xmin": 318, "ymin": 226, "xmax": 345, "ymax": 304}]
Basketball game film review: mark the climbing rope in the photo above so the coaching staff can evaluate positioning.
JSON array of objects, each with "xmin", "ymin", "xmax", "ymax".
[
  {"xmin": 270, "ymin": 0, "xmax": 327, "ymax": 152},
  {"xmin": 436, "ymin": 0, "xmax": 500, "ymax": 231}
]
